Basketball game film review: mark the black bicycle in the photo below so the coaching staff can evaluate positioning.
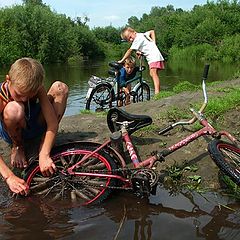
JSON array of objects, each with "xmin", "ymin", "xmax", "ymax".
[{"xmin": 85, "ymin": 55, "xmax": 150, "ymax": 111}]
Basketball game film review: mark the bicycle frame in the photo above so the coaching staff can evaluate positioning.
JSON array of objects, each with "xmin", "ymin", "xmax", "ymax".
[
  {"xmin": 70, "ymin": 64, "xmax": 239, "ymax": 185},
  {"xmin": 85, "ymin": 55, "xmax": 148, "ymax": 108}
]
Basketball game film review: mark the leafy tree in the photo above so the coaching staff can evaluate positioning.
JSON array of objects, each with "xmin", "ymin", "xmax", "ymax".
[{"xmin": 92, "ymin": 26, "xmax": 121, "ymax": 44}]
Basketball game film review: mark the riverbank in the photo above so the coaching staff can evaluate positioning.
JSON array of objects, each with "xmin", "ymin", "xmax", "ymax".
[
  {"xmin": 56, "ymin": 78, "xmax": 240, "ymax": 190},
  {"xmin": 0, "ymin": 78, "xmax": 240, "ymax": 190}
]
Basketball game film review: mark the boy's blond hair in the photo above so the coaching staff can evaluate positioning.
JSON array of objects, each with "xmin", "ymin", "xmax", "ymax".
[
  {"xmin": 121, "ymin": 27, "xmax": 135, "ymax": 40},
  {"xmin": 8, "ymin": 57, "xmax": 44, "ymax": 94},
  {"xmin": 124, "ymin": 56, "xmax": 136, "ymax": 67}
]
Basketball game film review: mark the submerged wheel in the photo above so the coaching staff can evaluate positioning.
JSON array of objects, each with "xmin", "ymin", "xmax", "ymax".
[
  {"xmin": 23, "ymin": 143, "xmax": 117, "ymax": 206},
  {"xmin": 133, "ymin": 82, "xmax": 150, "ymax": 103},
  {"xmin": 86, "ymin": 84, "xmax": 114, "ymax": 111},
  {"xmin": 208, "ymin": 139, "xmax": 240, "ymax": 185}
]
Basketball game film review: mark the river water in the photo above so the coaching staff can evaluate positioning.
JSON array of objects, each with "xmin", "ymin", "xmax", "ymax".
[
  {"xmin": 0, "ymin": 59, "xmax": 239, "ymax": 239},
  {"xmin": 43, "ymin": 59, "xmax": 238, "ymax": 116}
]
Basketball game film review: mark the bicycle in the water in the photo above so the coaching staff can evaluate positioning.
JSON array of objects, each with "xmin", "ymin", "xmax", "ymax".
[
  {"xmin": 85, "ymin": 55, "xmax": 150, "ymax": 111},
  {"xmin": 23, "ymin": 64, "xmax": 240, "ymax": 206}
]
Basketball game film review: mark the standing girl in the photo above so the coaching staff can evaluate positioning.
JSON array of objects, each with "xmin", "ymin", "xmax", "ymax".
[{"xmin": 119, "ymin": 27, "xmax": 164, "ymax": 95}]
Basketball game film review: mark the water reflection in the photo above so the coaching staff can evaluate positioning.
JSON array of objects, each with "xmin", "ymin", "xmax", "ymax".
[
  {"xmin": 0, "ymin": 183, "xmax": 239, "ymax": 240},
  {"xmin": 0, "ymin": 198, "xmax": 76, "ymax": 239},
  {"xmin": 100, "ymin": 188, "xmax": 240, "ymax": 240}
]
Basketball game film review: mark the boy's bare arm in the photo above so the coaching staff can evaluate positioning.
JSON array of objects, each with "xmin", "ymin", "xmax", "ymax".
[
  {"xmin": 118, "ymin": 49, "xmax": 133, "ymax": 63},
  {"xmin": 0, "ymin": 155, "xmax": 29, "ymax": 194},
  {"xmin": 37, "ymin": 86, "xmax": 58, "ymax": 176}
]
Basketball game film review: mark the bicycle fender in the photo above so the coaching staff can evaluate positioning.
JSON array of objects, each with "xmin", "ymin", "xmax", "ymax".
[
  {"xmin": 86, "ymin": 87, "xmax": 93, "ymax": 99},
  {"xmin": 86, "ymin": 82, "xmax": 115, "ymax": 100},
  {"xmin": 132, "ymin": 81, "xmax": 147, "ymax": 92}
]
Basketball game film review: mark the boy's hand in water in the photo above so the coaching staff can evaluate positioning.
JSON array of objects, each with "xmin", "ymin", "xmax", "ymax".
[{"xmin": 6, "ymin": 174, "xmax": 29, "ymax": 195}]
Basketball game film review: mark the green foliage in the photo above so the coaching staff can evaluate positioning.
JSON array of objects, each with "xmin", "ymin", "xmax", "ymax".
[
  {"xmin": 0, "ymin": 0, "xmax": 240, "ymax": 65},
  {"xmin": 218, "ymin": 34, "xmax": 240, "ymax": 62},
  {"xmin": 92, "ymin": 26, "xmax": 121, "ymax": 44},
  {"xmin": 205, "ymin": 87, "xmax": 240, "ymax": 118},
  {"xmin": 153, "ymin": 91, "xmax": 174, "ymax": 100},
  {"xmin": 125, "ymin": 0, "xmax": 240, "ymax": 63},
  {"xmin": 0, "ymin": 2, "xmax": 104, "ymax": 65},
  {"xmin": 219, "ymin": 173, "xmax": 240, "ymax": 199},
  {"xmin": 165, "ymin": 106, "xmax": 190, "ymax": 122},
  {"xmin": 173, "ymin": 81, "xmax": 199, "ymax": 93},
  {"xmin": 163, "ymin": 163, "xmax": 203, "ymax": 192},
  {"xmin": 232, "ymin": 70, "xmax": 240, "ymax": 79},
  {"xmin": 169, "ymin": 44, "xmax": 218, "ymax": 62},
  {"xmin": 156, "ymin": 82, "xmax": 240, "ymax": 122}
]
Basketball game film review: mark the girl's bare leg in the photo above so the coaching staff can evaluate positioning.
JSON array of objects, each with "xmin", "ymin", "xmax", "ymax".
[{"xmin": 149, "ymin": 68, "xmax": 160, "ymax": 94}]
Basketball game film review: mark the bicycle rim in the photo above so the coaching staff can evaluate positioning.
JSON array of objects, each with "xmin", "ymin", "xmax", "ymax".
[
  {"xmin": 24, "ymin": 147, "xmax": 117, "ymax": 206},
  {"xmin": 208, "ymin": 139, "xmax": 240, "ymax": 185}
]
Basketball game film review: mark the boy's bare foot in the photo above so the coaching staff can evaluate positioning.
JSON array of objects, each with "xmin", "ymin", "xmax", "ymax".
[{"xmin": 11, "ymin": 146, "xmax": 28, "ymax": 169}]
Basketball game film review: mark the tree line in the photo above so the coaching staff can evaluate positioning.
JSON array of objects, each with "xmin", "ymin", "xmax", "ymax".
[{"xmin": 0, "ymin": 0, "xmax": 239, "ymax": 66}]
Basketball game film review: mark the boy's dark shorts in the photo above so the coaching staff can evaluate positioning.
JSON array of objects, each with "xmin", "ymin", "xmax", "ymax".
[{"xmin": 0, "ymin": 102, "xmax": 46, "ymax": 144}]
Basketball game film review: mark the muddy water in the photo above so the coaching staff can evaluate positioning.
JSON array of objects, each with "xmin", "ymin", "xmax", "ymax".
[{"xmin": 0, "ymin": 183, "xmax": 239, "ymax": 240}]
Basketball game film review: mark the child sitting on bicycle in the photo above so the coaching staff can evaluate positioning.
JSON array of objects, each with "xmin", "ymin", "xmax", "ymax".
[{"xmin": 118, "ymin": 56, "xmax": 138, "ymax": 106}]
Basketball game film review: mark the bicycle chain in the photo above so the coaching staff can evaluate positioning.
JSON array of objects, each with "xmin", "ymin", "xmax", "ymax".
[{"xmin": 67, "ymin": 166, "xmax": 158, "ymax": 191}]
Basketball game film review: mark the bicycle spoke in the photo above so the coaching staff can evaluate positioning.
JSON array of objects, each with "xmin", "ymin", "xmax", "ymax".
[
  {"xmin": 25, "ymin": 145, "xmax": 117, "ymax": 206},
  {"xmin": 222, "ymin": 148, "xmax": 240, "ymax": 171}
]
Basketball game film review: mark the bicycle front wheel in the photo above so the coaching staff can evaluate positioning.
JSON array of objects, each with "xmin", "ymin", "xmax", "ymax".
[
  {"xmin": 86, "ymin": 84, "xmax": 114, "ymax": 111},
  {"xmin": 23, "ymin": 143, "xmax": 117, "ymax": 206},
  {"xmin": 208, "ymin": 139, "xmax": 240, "ymax": 185},
  {"xmin": 133, "ymin": 82, "xmax": 150, "ymax": 103}
]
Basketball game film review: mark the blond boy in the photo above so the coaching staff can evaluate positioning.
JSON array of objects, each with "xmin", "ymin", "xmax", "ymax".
[
  {"xmin": 0, "ymin": 57, "xmax": 68, "ymax": 195},
  {"xmin": 118, "ymin": 56, "xmax": 137, "ymax": 105}
]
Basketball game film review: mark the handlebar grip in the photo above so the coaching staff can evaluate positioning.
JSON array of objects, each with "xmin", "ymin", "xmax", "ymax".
[
  {"xmin": 202, "ymin": 64, "xmax": 210, "ymax": 79},
  {"xmin": 158, "ymin": 125, "xmax": 173, "ymax": 135}
]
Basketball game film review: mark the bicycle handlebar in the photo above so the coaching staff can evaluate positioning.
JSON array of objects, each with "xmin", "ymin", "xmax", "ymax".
[
  {"xmin": 158, "ymin": 125, "xmax": 173, "ymax": 135},
  {"xmin": 158, "ymin": 64, "xmax": 210, "ymax": 135},
  {"xmin": 202, "ymin": 64, "xmax": 210, "ymax": 80}
]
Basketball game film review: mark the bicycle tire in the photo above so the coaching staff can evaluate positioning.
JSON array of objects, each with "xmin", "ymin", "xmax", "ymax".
[
  {"xmin": 208, "ymin": 139, "xmax": 240, "ymax": 185},
  {"xmin": 132, "ymin": 82, "xmax": 150, "ymax": 103},
  {"xmin": 23, "ymin": 142, "xmax": 117, "ymax": 206},
  {"xmin": 85, "ymin": 83, "xmax": 114, "ymax": 111}
]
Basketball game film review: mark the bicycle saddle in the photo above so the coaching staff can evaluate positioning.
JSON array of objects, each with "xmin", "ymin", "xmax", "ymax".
[
  {"xmin": 109, "ymin": 61, "xmax": 123, "ymax": 70},
  {"xmin": 107, "ymin": 107, "xmax": 152, "ymax": 135}
]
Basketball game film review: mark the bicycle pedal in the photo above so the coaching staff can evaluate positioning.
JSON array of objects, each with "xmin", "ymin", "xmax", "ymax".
[{"xmin": 131, "ymin": 174, "xmax": 151, "ymax": 198}]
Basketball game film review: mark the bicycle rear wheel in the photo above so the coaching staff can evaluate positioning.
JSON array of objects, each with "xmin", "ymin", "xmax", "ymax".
[
  {"xmin": 208, "ymin": 139, "xmax": 240, "ymax": 185},
  {"xmin": 133, "ymin": 82, "xmax": 150, "ymax": 103},
  {"xmin": 86, "ymin": 84, "xmax": 114, "ymax": 111},
  {"xmin": 23, "ymin": 143, "xmax": 117, "ymax": 206}
]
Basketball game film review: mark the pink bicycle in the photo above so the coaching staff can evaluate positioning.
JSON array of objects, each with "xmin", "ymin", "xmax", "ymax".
[{"xmin": 23, "ymin": 64, "xmax": 240, "ymax": 205}]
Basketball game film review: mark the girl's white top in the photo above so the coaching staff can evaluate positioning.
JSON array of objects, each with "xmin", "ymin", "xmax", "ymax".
[{"xmin": 130, "ymin": 31, "xmax": 164, "ymax": 64}]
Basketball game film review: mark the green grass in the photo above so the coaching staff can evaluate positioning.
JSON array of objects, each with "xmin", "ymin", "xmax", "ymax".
[
  {"xmin": 157, "ymin": 84, "xmax": 240, "ymax": 123},
  {"xmin": 80, "ymin": 109, "xmax": 108, "ymax": 117}
]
